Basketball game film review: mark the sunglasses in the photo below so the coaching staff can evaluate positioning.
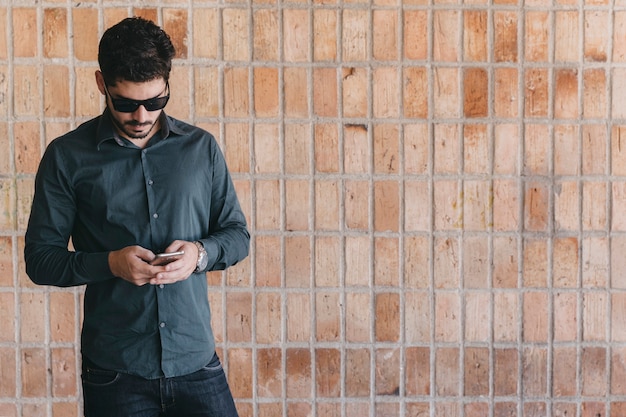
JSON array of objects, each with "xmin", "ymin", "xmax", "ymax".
[{"xmin": 104, "ymin": 82, "xmax": 170, "ymax": 113}]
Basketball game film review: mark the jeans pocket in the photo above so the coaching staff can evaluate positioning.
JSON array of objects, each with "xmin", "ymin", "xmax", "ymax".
[
  {"xmin": 82, "ymin": 366, "xmax": 120, "ymax": 386},
  {"xmin": 201, "ymin": 353, "xmax": 224, "ymax": 373}
]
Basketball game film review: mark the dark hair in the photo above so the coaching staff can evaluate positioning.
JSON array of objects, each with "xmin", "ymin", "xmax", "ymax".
[{"xmin": 98, "ymin": 17, "xmax": 176, "ymax": 86}]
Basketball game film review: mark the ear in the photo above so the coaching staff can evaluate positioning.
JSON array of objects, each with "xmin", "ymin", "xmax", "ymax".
[{"xmin": 95, "ymin": 70, "xmax": 106, "ymax": 95}]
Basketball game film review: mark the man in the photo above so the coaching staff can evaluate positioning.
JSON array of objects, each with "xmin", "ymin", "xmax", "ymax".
[{"xmin": 24, "ymin": 17, "xmax": 249, "ymax": 417}]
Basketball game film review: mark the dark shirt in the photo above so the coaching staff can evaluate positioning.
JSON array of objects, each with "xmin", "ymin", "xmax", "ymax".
[{"xmin": 24, "ymin": 109, "xmax": 250, "ymax": 379}]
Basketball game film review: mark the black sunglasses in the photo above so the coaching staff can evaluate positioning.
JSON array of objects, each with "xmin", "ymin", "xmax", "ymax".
[{"xmin": 104, "ymin": 82, "xmax": 170, "ymax": 113}]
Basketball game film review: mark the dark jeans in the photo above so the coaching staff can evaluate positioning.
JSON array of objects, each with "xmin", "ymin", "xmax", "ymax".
[{"xmin": 81, "ymin": 353, "xmax": 239, "ymax": 417}]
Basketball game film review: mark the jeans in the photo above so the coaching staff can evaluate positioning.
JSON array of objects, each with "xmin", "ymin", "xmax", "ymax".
[{"xmin": 81, "ymin": 353, "xmax": 239, "ymax": 417}]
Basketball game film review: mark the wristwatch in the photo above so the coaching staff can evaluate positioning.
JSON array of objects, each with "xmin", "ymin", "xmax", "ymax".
[{"xmin": 193, "ymin": 241, "xmax": 208, "ymax": 272}]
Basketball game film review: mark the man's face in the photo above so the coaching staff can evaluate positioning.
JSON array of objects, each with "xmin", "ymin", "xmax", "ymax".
[{"xmin": 97, "ymin": 75, "xmax": 169, "ymax": 142}]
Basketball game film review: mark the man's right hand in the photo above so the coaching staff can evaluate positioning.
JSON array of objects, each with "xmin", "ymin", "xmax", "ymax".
[{"xmin": 108, "ymin": 246, "xmax": 158, "ymax": 286}]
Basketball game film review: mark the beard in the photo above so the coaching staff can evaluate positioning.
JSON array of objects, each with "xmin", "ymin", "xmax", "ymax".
[{"xmin": 109, "ymin": 108, "xmax": 161, "ymax": 140}]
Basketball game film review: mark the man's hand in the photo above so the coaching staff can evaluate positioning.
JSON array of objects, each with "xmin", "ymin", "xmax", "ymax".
[{"xmin": 108, "ymin": 241, "xmax": 199, "ymax": 287}]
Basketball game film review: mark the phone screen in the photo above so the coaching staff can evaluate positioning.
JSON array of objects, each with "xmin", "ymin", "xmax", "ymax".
[{"xmin": 150, "ymin": 251, "xmax": 184, "ymax": 266}]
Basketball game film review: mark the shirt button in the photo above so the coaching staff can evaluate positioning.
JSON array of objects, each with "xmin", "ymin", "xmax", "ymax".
[
  {"xmin": 159, "ymin": 284, "xmax": 164, "ymax": 289},
  {"xmin": 148, "ymin": 179, "xmax": 154, "ymax": 186},
  {"xmin": 153, "ymin": 213, "xmax": 158, "ymax": 219},
  {"xmin": 160, "ymin": 322, "xmax": 166, "ymax": 328}
]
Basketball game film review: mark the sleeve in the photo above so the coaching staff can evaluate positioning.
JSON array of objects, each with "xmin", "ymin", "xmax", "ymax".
[
  {"xmin": 24, "ymin": 142, "xmax": 115, "ymax": 287},
  {"xmin": 197, "ymin": 138, "xmax": 250, "ymax": 272}
]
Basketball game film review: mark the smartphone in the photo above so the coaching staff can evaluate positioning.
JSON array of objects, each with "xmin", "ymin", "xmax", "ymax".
[{"xmin": 150, "ymin": 250, "xmax": 185, "ymax": 266}]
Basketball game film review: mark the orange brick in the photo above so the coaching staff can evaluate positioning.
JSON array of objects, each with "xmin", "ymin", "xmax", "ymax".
[
  {"xmin": 14, "ymin": 66, "xmax": 40, "ymax": 117},
  {"xmin": 375, "ymin": 293, "xmax": 399, "ymax": 342},
  {"xmin": 581, "ymin": 347, "xmax": 607, "ymax": 396},
  {"xmin": 344, "ymin": 180, "xmax": 369, "ymax": 230},
  {"xmin": 224, "ymin": 68, "xmax": 250, "ymax": 117},
  {"xmin": 553, "ymin": 238, "xmax": 579, "ymax": 288},
  {"xmin": 286, "ymin": 348, "xmax": 311, "ymax": 398},
  {"xmin": 345, "ymin": 349, "xmax": 370, "ymax": 396},
  {"xmin": 583, "ymin": 69, "xmax": 608, "ymax": 119},
  {"xmin": 611, "ymin": 347, "xmax": 626, "ymax": 394},
  {"xmin": 405, "ymin": 291, "xmax": 430, "ymax": 342},
  {"xmin": 405, "ymin": 347, "xmax": 430, "ymax": 395},
  {"xmin": 228, "ymin": 348, "xmax": 253, "ymax": 398},
  {"xmin": 494, "ymin": 11, "xmax": 518, "ymax": 62},
  {"xmin": 226, "ymin": 292, "xmax": 252, "ymax": 342},
  {"xmin": 555, "ymin": 11, "xmax": 580, "ymax": 62},
  {"xmin": 465, "ymin": 403, "xmax": 489, "ymax": 417},
  {"xmin": 254, "ymin": 124, "xmax": 280, "ymax": 173},
  {"xmin": 14, "ymin": 122, "xmax": 41, "ymax": 175},
  {"xmin": 52, "ymin": 402, "xmax": 79, "ymax": 417},
  {"xmin": 18, "ymin": 179, "xmax": 35, "ymax": 232},
  {"xmin": 284, "ymin": 9, "xmax": 309, "ymax": 62},
  {"xmin": 433, "ymin": 11, "xmax": 460, "ymax": 62},
  {"xmin": 524, "ymin": 68, "xmax": 549, "ymax": 117},
  {"xmin": 555, "ymin": 125, "xmax": 580, "ymax": 175},
  {"xmin": 44, "ymin": 8, "xmax": 68, "ymax": 58},
  {"xmin": 286, "ymin": 124, "xmax": 312, "ymax": 174},
  {"xmin": 223, "ymin": 123, "xmax": 249, "ymax": 173},
  {"xmin": 522, "ymin": 348, "xmax": 547, "ymax": 396},
  {"xmin": 345, "ymin": 292, "xmax": 370, "ymax": 342},
  {"xmin": 194, "ymin": 67, "xmax": 219, "ymax": 117},
  {"xmin": 22, "ymin": 348, "xmax": 47, "ymax": 397},
  {"xmin": 375, "ymin": 348, "xmax": 400, "ymax": 395},
  {"xmin": 163, "ymin": 9, "xmax": 188, "ymax": 59},
  {"xmin": 495, "ymin": 68, "xmax": 519, "ymax": 117},
  {"xmin": 345, "ymin": 236, "xmax": 370, "ymax": 287},
  {"xmin": 317, "ymin": 403, "xmax": 340, "ymax": 417},
  {"xmin": 494, "ymin": 348, "xmax": 518, "ymax": 396},
  {"xmin": 374, "ymin": 124, "xmax": 399, "ymax": 174},
  {"xmin": 435, "ymin": 292, "xmax": 460, "ymax": 342},
  {"xmin": 463, "ymin": 181, "xmax": 490, "ymax": 231},
  {"xmin": 525, "ymin": 12, "xmax": 549, "ymax": 62},
  {"xmin": 613, "ymin": 70, "xmax": 626, "ymax": 119},
  {"xmin": 464, "ymin": 68, "xmax": 488, "ymax": 118},
  {"xmin": 193, "ymin": 9, "xmax": 219, "ymax": 59},
  {"xmin": 554, "ymin": 292, "xmax": 578, "ymax": 341},
  {"xmin": 286, "ymin": 293, "xmax": 311, "ymax": 341},
  {"xmin": 404, "ymin": 11, "xmax": 427, "ymax": 60},
  {"xmin": 555, "ymin": 182, "xmax": 579, "ymax": 232},
  {"xmin": 555, "ymin": 69, "xmax": 578, "ymax": 119},
  {"xmin": 493, "ymin": 236, "xmax": 518, "ymax": 288},
  {"xmin": 44, "ymin": 65, "xmax": 70, "ymax": 117},
  {"xmin": 404, "ymin": 180, "xmax": 430, "ymax": 231},
  {"xmin": 464, "ymin": 11, "xmax": 487, "ymax": 61},
  {"xmin": 464, "ymin": 124, "xmax": 489, "ymax": 174},
  {"xmin": 257, "ymin": 348, "xmax": 282, "ymax": 398},
  {"xmin": 255, "ymin": 236, "xmax": 281, "ymax": 287},
  {"xmin": 463, "ymin": 237, "xmax": 488, "ymax": 288},
  {"xmin": 13, "ymin": 8, "xmax": 37, "ymax": 58},
  {"xmin": 75, "ymin": 66, "xmax": 102, "ymax": 117},
  {"xmin": 373, "ymin": 10, "xmax": 397, "ymax": 61},
  {"xmin": 344, "ymin": 124, "xmax": 370, "ymax": 174},
  {"xmin": 434, "ymin": 180, "xmax": 461, "ymax": 230},
  {"xmin": 583, "ymin": 182, "xmax": 607, "ymax": 230},
  {"xmin": 255, "ymin": 292, "xmax": 281, "ymax": 343},
  {"xmin": 582, "ymin": 292, "xmax": 606, "ymax": 341},
  {"xmin": 374, "ymin": 181, "xmax": 399, "ymax": 232},
  {"xmin": 434, "ymin": 236, "xmax": 460, "ymax": 288},
  {"xmin": 0, "ymin": 347, "xmax": 16, "ymax": 397},
  {"xmin": 553, "ymin": 347, "xmax": 576, "ymax": 396},
  {"xmin": 404, "ymin": 67, "xmax": 428, "ymax": 119},
  {"xmin": 494, "ymin": 124, "xmax": 519, "ymax": 174},
  {"xmin": 285, "ymin": 180, "xmax": 310, "ymax": 231},
  {"xmin": 433, "ymin": 68, "xmax": 460, "ymax": 118},
  {"xmin": 0, "ymin": 237, "xmax": 12, "ymax": 287},
  {"xmin": 313, "ymin": 68, "xmax": 338, "ymax": 117},
  {"xmin": 342, "ymin": 67, "xmax": 368, "ymax": 118},
  {"xmin": 342, "ymin": 10, "xmax": 368, "ymax": 61},
  {"xmin": 316, "ymin": 292, "xmax": 340, "ymax": 341},
  {"xmin": 0, "ymin": 9, "xmax": 6, "ymax": 59},
  {"xmin": 316, "ymin": 349, "xmax": 341, "ymax": 397},
  {"xmin": 222, "ymin": 9, "xmax": 249, "ymax": 61},
  {"xmin": 435, "ymin": 347, "xmax": 460, "ymax": 396},
  {"xmin": 524, "ymin": 183, "xmax": 549, "ymax": 232},
  {"xmin": 494, "ymin": 292, "xmax": 519, "ymax": 342},
  {"xmin": 464, "ymin": 348, "xmax": 489, "ymax": 396},
  {"xmin": 254, "ymin": 68, "xmax": 279, "ymax": 117},
  {"xmin": 313, "ymin": 10, "xmax": 337, "ymax": 61},
  {"xmin": 585, "ymin": 11, "xmax": 609, "ymax": 61},
  {"xmin": 613, "ymin": 182, "xmax": 626, "ymax": 231},
  {"xmin": 614, "ymin": 12, "xmax": 626, "ymax": 61},
  {"xmin": 314, "ymin": 123, "xmax": 339, "ymax": 173},
  {"xmin": 434, "ymin": 124, "xmax": 460, "ymax": 174},
  {"xmin": 315, "ymin": 181, "xmax": 339, "ymax": 231},
  {"xmin": 582, "ymin": 237, "xmax": 609, "ymax": 287},
  {"xmin": 50, "ymin": 292, "xmax": 76, "ymax": 343},
  {"xmin": 523, "ymin": 239, "xmax": 548, "ymax": 287},
  {"xmin": 255, "ymin": 180, "xmax": 279, "ymax": 230},
  {"xmin": 464, "ymin": 292, "xmax": 490, "ymax": 341},
  {"xmin": 20, "ymin": 292, "xmax": 46, "ymax": 343},
  {"xmin": 523, "ymin": 292, "xmax": 549, "ymax": 342},
  {"xmin": 73, "ymin": 8, "xmax": 98, "ymax": 61},
  {"xmin": 52, "ymin": 347, "xmax": 77, "ymax": 397},
  {"xmin": 315, "ymin": 236, "xmax": 340, "ymax": 286}
]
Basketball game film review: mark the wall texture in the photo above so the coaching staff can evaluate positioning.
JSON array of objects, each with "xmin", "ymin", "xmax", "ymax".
[{"xmin": 0, "ymin": 0, "xmax": 624, "ymax": 416}]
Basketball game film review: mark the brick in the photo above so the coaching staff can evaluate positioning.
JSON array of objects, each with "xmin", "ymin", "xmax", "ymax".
[
  {"xmin": 342, "ymin": 10, "xmax": 368, "ymax": 61},
  {"xmin": 313, "ymin": 10, "xmax": 337, "ymax": 61},
  {"xmin": 494, "ymin": 124, "xmax": 519, "ymax": 174},
  {"xmin": 345, "ymin": 349, "xmax": 370, "ymax": 396},
  {"xmin": 434, "ymin": 124, "xmax": 460, "ymax": 174},
  {"xmin": 287, "ymin": 403, "xmax": 311, "ymax": 417},
  {"xmin": 466, "ymin": 403, "xmax": 489, "ymax": 417},
  {"xmin": 254, "ymin": 68, "xmax": 279, "ymax": 117},
  {"xmin": 222, "ymin": 9, "xmax": 248, "ymax": 61},
  {"xmin": 404, "ymin": 67, "xmax": 428, "ymax": 119},
  {"xmin": 163, "ymin": 9, "xmax": 188, "ymax": 59},
  {"xmin": 53, "ymin": 402, "xmax": 79, "ymax": 417},
  {"xmin": 14, "ymin": 66, "xmax": 40, "ymax": 117},
  {"xmin": 51, "ymin": 347, "xmax": 77, "ymax": 397},
  {"xmin": 194, "ymin": 9, "xmax": 219, "ymax": 59},
  {"xmin": 374, "ymin": 181, "xmax": 399, "ymax": 232},
  {"xmin": 75, "ymin": 66, "xmax": 102, "ymax": 117},
  {"xmin": 45, "ymin": 65, "xmax": 70, "ymax": 117},
  {"xmin": 494, "ymin": 292, "xmax": 519, "ymax": 342},
  {"xmin": 554, "ymin": 292, "xmax": 577, "ymax": 341},
  {"xmin": 464, "ymin": 124, "xmax": 489, "ymax": 174},
  {"xmin": 0, "ymin": 123, "xmax": 7, "ymax": 171},
  {"xmin": 44, "ymin": 8, "xmax": 68, "ymax": 58},
  {"xmin": 494, "ymin": 11, "xmax": 518, "ymax": 62},
  {"xmin": 436, "ymin": 403, "xmax": 461, "ymax": 417},
  {"xmin": 316, "ymin": 349, "xmax": 341, "ymax": 397},
  {"xmin": 434, "ymin": 180, "xmax": 461, "ymax": 230},
  {"xmin": 524, "ymin": 183, "xmax": 549, "ymax": 232},
  {"xmin": 226, "ymin": 292, "xmax": 252, "ymax": 342},
  {"xmin": 553, "ymin": 347, "xmax": 576, "ymax": 397},
  {"xmin": 405, "ymin": 291, "xmax": 430, "ymax": 342},
  {"xmin": 435, "ymin": 292, "xmax": 460, "ymax": 342},
  {"xmin": 375, "ymin": 348, "xmax": 400, "ymax": 396},
  {"xmin": 553, "ymin": 238, "xmax": 579, "ymax": 288},
  {"xmin": 493, "ymin": 236, "xmax": 518, "ymax": 288},
  {"xmin": 22, "ymin": 404, "xmax": 48, "ymax": 417},
  {"xmin": 257, "ymin": 348, "xmax": 282, "ymax": 397},
  {"xmin": 0, "ymin": 237, "xmax": 12, "ymax": 287},
  {"xmin": 224, "ymin": 69, "xmax": 250, "ymax": 117},
  {"xmin": 523, "ymin": 240, "xmax": 548, "ymax": 287},
  {"xmin": 585, "ymin": 11, "xmax": 609, "ymax": 61},
  {"xmin": 374, "ymin": 124, "xmax": 399, "ymax": 174},
  {"xmin": 554, "ymin": 125, "xmax": 580, "ymax": 175},
  {"xmin": 50, "ymin": 292, "xmax": 76, "ymax": 343},
  {"xmin": 286, "ymin": 123, "xmax": 312, "ymax": 174},
  {"xmin": 582, "ymin": 237, "xmax": 609, "ymax": 287},
  {"xmin": 13, "ymin": 8, "xmax": 37, "ymax": 58},
  {"xmin": 433, "ymin": 68, "xmax": 460, "ymax": 118},
  {"xmin": 285, "ymin": 180, "xmax": 310, "ymax": 231},
  {"xmin": 342, "ymin": 67, "xmax": 368, "ymax": 118},
  {"xmin": 435, "ymin": 347, "xmax": 460, "ymax": 396},
  {"xmin": 20, "ymin": 292, "xmax": 46, "ymax": 343},
  {"xmin": 375, "ymin": 293, "xmax": 399, "ymax": 342},
  {"xmin": 613, "ymin": 182, "xmax": 626, "ymax": 231},
  {"xmin": 193, "ymin": 68, "xmax": 220, "ymax": 117},
  {"xmin": 406, "ymin": 403, "xmax": 429, "ymax": 416},
  {"xmin": 316, "ymin": 292, "xmax": 340, "ymax": 341},
  {"xmin": 522, "ymin": 348, "xmax": 547, "ymax": 396},
  {"xmin": 404, "ymin": 11, "xmax": 427, "ymax": 60},
  {"xmin": 554, "ymin": 69, "xmax": 578, "ymax": 119},
  {"xmin": 345, "ymin": 236, "xmax": 370, "ymax": 287},
  {"xmin": 464, "ymin": 68, "xmax": 488, "ymax": 117},
  {"xmin": 612, "ymin": 126, "xmax": 626, "ymax": 175},
  {"xmin": 464, "ymin": 11, "xmax": 487, "ymax": 61},
  {"xmin": 22, "ymin": 348, "xmax": 47, "ymax": 397},
  {"xmin": 524, "ymin": 69, "xmax": 549, "ymax": 117},
  {"xmin": 345, "ymin": 292, "xmax": 370, "ymax": 342},
  {"xmin": 611, "ymin": 347, "xmax": 626, "ymax": 394},
  {"xmin": 372, "ymin": 10, "xmax": 397, "ymax": 61},
  {"xmin": 258, "ymin": 403, "xmax": 282, "ymax": 417},
  {"xmin": 463, "ymin": 181, "xmax": 490, "ymax": 231},
  {"xmin": 256, "ymin": 292, "xmax": 281, "ymax": 343},
  {"xmin": 284, "ymin": 9, "xmax": 309, "ymax": 62},
  {"xmin": 254, "ymin": 124, "xmax": 280, "ymax": 173},
  {"xmin": 612, "ymin": 236, "xmax": 626, "ymax": 289},
  {"xmin": 465, "ymin": 292, "xmax": 490, "ymax": 341},
  {"xmin": 73, "ymin": 8, "xmax": 99, "ymax": 61},
  {"xmin": 373, "ymin": 68, "xmax": 399, "ymax": 118},
  {"xmin": 315, "ymin": 236, "xmax": 340, "ymax": 286},
  {"xmin": 0, "ymin": 347, "xmax": 16, "ymax": 396},
  {"xmin": 14, "ymin": 122, "xmax": 41, "ymax": 175},
  {"xmin": 493, "ymin": 180, "xmax": 519, "ymax": 232},
  {"xmin": 313, "ymin": 68, "xmax": 338, "ymax": 117},
  {"xmin": 344, "ymin": 180, "xmax": 369, "ymax": 231},
  {"xmin": 582, "ymin": 403, "xmax": 606, "ymax": 417},
  {"xmin": 255, "ymin": 180, "xmax": 280, "ymax": 230},
  {"xmin": 344, "ymin": 125, "xmax": 370, "ymax": 174},
  {"xmin": 404, "ymin": 181, "xmax": 430, "ymax": 231},
  {"xmin": 614, "ymin": 12, "xmax": 626, "ymax": 61},
  {"xmin": 286, "ymin": 293, "xmax": 311, "ymax": 341},
  {"xmin": 285, "ymin": 67, "xmax": 309, "ymax": 117},
  {"xmin": 555, "ymin": 11, "xmax": 580, "ymax": 62},
  {"xmin": 404, "ymin": 124, "xmax": 429, "ymax": 174},
  {"xmin": 374, "ymin": 237, "xmax": 399, "ymax": 286},
  {"xmin": 494, "ymin": 403, "xmax": 517, "ymax": 417},
  {"xmin": 464, "ymin": 347, "xmax": 489, "ymax": 396},
  {"xmin": 434, "ymin": 237, "xmax": 460, "ymax": 289},
  {"xmin": 523, "ymin": 292, "xmax": 548, "ymax": 342},
  {"xmin": 286, "ymin": 348, "xmax": 311, "ymax": 398},
  {"xmin": 583, "ymin": 182, "xmax": 607, "ymax": 230},
  {"xmin": 525, "ymin": 12, "xmax": 549, "ymax": 61},
  {"xmin": 494, "ymin": 348, "xmax": 518, "ymax": 396},
  {"xmin": 463, "ymin": 237, "xmax": 488, "ymax": 288},
  {"xmin": 495, "ymin": 68, "xmax": 519, "ymax": 117},
  {"xmin": 228, "ymin": 348, "xmax": 253, "ymax": 398},
  {"xmin": 0, "ymin": 9, "xmax": 6, "ymax": 59},
  {"xmin": 612, "ymin": 402, "xmax": 626, "ymax": 417},
  {"xmin": 583, "ymin": 70, "xmax": 607, "ymax": 119},
  {"xmin": 314, "ymin": 124, "xmax": 338, "ymax": 173},
  {"xmin": 405, "ymin": 347, "xmax": 430, "ymax": 395},
  {"xmin": 612, "ymin": 71, "xmax": 626, "ymax": 119},
  {"xmin": 581, "ymin": 347, "xmax": 607, "ymax": 396},
  {"xmin": 433, "ymin": 11, "xmax": 460, "ymax": 62}
]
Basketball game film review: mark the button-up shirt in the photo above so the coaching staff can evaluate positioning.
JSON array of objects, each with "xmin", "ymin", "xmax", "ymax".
[{"xmin": 24, "ymin": 109, "xmax": 250, "ymax": 378}]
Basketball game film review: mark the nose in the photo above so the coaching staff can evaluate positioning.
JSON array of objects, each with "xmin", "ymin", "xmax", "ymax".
[{"xmin": 131, "ymin": 105, "xmax": 150, "ymax": 122}]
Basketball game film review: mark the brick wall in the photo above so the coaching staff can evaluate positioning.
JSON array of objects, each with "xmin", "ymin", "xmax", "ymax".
[{"xmin": 0, "ymin": 0, "xmax": 622, "ymax": 416}]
